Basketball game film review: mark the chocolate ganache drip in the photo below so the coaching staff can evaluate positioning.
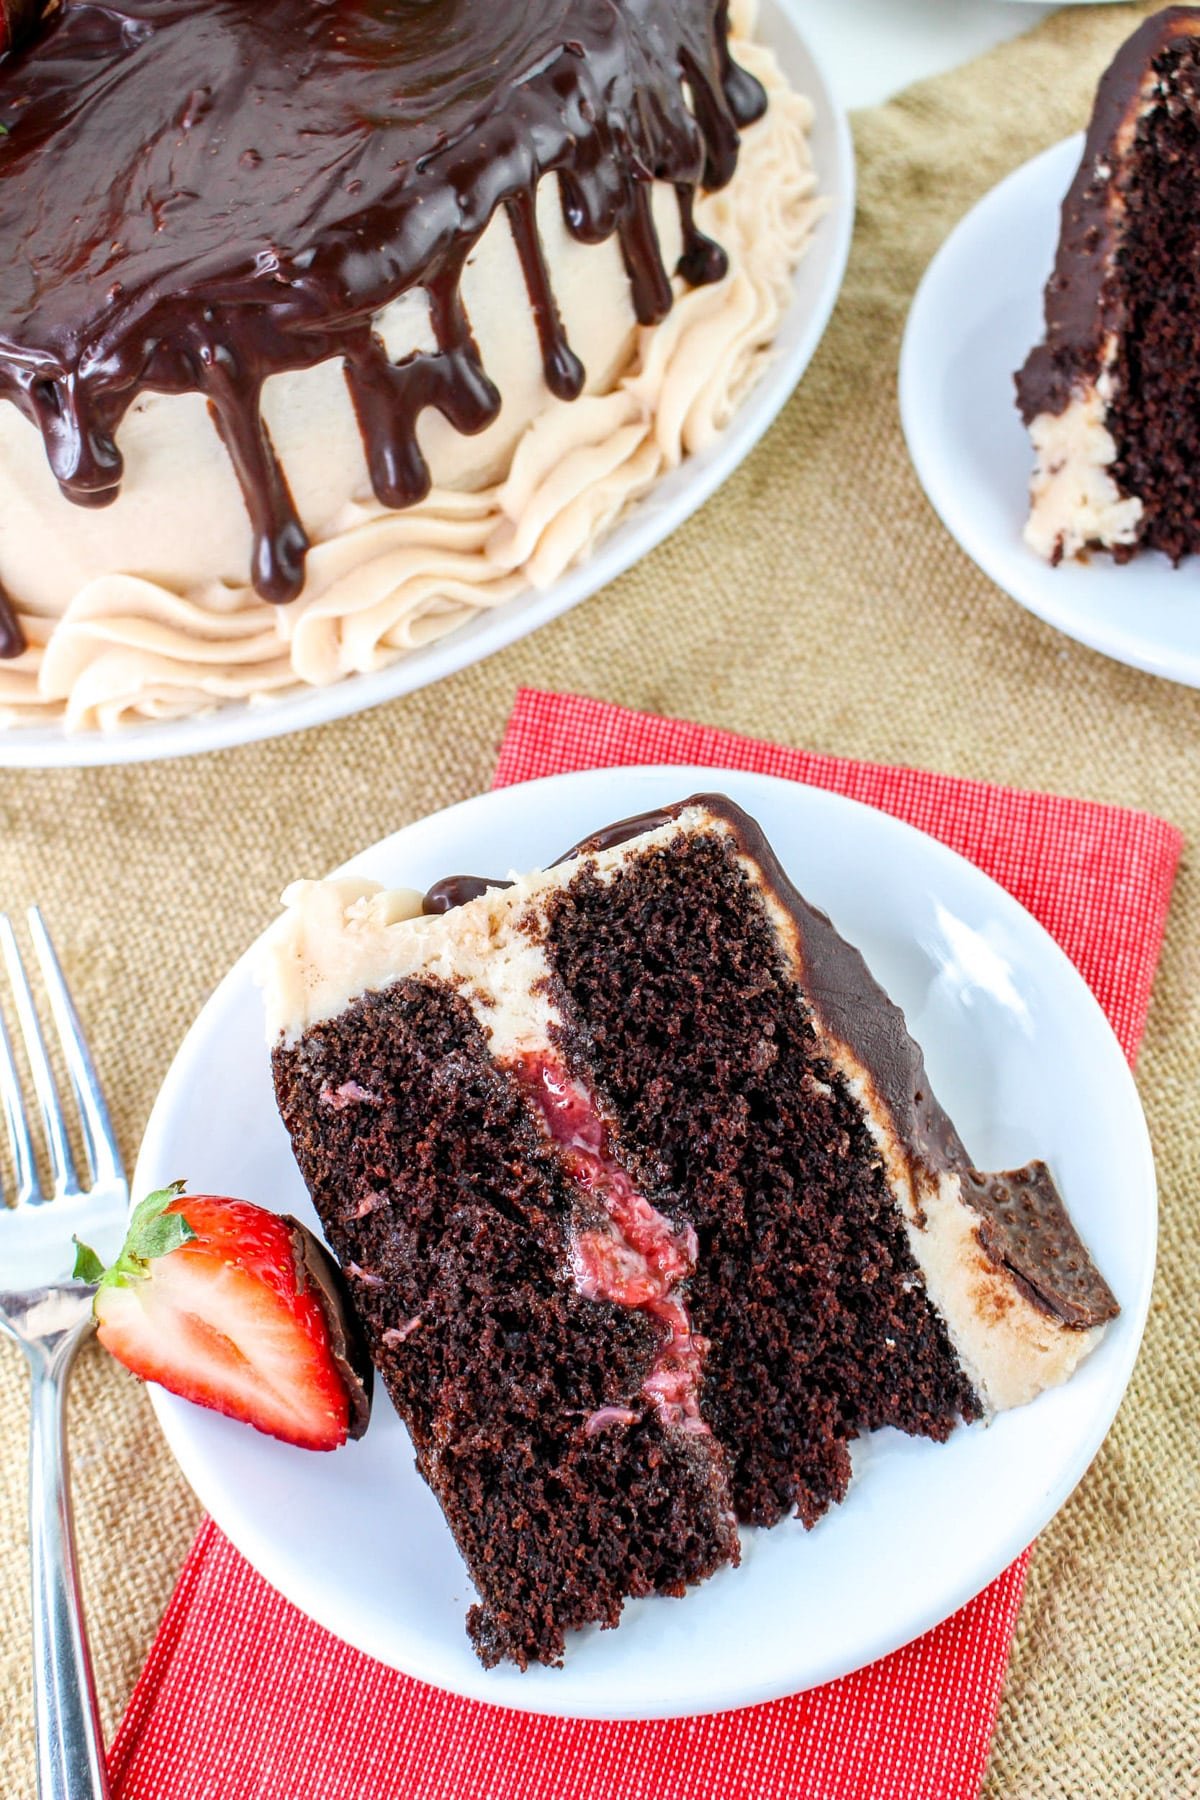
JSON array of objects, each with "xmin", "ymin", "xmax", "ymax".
[{"xmin": 0, "ymin": 0, "xmax": 766, "ymax": 658}]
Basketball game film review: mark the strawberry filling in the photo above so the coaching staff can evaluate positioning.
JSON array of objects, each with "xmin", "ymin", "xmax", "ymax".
[{"xmin": 511, "ymin": 1052, "xmax": 708, "ymax": 1436}]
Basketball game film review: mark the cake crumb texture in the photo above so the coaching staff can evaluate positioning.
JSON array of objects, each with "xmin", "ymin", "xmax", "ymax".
[
  {"xmin": 272, "ymin": 975, "xmax": 738, "ymax": 1669},
  {"xmin": 1108, "ymin": 34, "xmax": 1200, "ymax": 562},
  {"xmin": 545, "ymin": 829, "xmax": 979, "ymax": 1530}
]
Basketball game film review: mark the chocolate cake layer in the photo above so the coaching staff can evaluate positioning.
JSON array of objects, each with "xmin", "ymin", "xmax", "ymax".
[
  {"xmin": 543, "ymin": 827, "xmax": 978, "ymax": 1528},
  {"xmin": 272, "ymin": 974, "xmax": 738, "ymax": 1669},
  {"xmin": 264, "ymin": 795, "xmax": 1118, "ymax": 1667}
]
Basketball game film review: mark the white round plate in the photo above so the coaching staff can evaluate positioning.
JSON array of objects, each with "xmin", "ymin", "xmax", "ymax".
[
  {"xmin": 1, "ymin": 1, "xmax": 852, "ymax": 769},
  {"xmin": 901, "ymin": 134, "xmax": 1200, "ymax": 687},
  {"xmin": 135, "ymin": 765, "xmax": 1155, "ymax": 1719}
]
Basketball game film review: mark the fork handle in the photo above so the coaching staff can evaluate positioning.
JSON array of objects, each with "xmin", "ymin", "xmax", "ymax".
[{"xmin": 28, "ymin": 1327, "xmax": 112, "ymax": 1800}]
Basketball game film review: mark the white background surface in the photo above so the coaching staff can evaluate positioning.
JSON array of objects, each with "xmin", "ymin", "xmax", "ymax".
[
  {"xmin": 135, "ymin": 767, "xmax": 1155, "ymax": 1717},
  {"xmin": 805, "ymin": 0, "xmax": 1054, "ymax": 109}
]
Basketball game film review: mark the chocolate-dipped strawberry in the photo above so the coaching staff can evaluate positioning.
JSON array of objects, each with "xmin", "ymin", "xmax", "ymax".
[{"xmin": 74, "ymin": 1182, "xmax": 373, "ymax": 1449}]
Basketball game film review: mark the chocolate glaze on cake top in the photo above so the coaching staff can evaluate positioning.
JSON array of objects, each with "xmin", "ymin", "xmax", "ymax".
[
  {"xmin": 962, "ymin": 1164, "xmax": 1117, "ymax": 1329},
  {"xmin": 0, "ymin": 0, "xmax": 765, "ymax": 658},
  {"xmin": 423, "ymin": 873, "xmax": 512, "ymax": 914}
]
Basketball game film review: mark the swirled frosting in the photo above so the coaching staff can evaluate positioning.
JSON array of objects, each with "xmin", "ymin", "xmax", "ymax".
[{"xmin": 0, "ymin": 4, "xmax": 820, "ymax": 730}]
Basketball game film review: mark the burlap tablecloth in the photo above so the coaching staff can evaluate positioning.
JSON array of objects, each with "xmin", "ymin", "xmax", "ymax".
[{"xmin": 1, "ymin": 5, "xmax": 1196, "ymax": 1793}]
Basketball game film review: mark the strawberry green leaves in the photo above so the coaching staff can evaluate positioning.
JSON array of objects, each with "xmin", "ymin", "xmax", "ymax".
[
  {"xmin": 73, "ymin": 1180, "xmax": 196, "ymax": 1289},
  {"xmin": 70, "ymin": 1241, "xmax": 105, "ymax": 1284}
]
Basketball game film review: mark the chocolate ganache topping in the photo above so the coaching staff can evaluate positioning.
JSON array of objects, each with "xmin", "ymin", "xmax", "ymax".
[{"xmin": 0, "ymin": 0, "xmax": 766, "ymax": 659}]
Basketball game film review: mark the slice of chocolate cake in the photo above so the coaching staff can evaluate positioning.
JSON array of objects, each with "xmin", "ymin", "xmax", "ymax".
[
  {"xmin": 1016, "ymin": 7, "xmax": 1200, "ymax": 564},
  {"xmin": 263, "ymin": 796, "xmax": 1118, "ymax": 1669}
]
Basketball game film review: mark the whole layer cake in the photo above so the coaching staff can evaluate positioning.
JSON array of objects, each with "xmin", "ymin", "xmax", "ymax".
[
  {"xmin": 0, "ymin": 0, "xmax": 819, "ymax": 731},
  {"xmin": 264, "ymin": 795, "xmax": 1118, "ymax": 1669},
  {"xmin": 1016, "ymin": 6, "xmax": 1200, "ymax": 565}
]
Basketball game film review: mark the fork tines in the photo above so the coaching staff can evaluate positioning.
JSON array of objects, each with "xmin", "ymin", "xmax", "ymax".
[{"xmin": 0, "ymin": 910, "xmax": 124, "ymax": 1209}]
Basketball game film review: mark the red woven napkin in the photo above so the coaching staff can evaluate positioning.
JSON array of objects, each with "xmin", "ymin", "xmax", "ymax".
[{"xmin": 109, "ymin": 688, "xmax": 1181, "ymax": 1800}]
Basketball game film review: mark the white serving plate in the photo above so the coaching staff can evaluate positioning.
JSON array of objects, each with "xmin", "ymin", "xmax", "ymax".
[
  {"xmin": 901, "ymin": 133, "xmax": 1200, "ymax": 688},
  {"xmin": 0, "ymin": 0, "xmax": 853, "ymax": 768},
  {"xmin": 134, "ymin": 765, "xmax": 1155, "ymax": 1719}
]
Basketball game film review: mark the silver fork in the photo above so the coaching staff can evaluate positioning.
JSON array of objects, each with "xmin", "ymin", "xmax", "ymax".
[{"xmin": 0, "ymin": 910, "xmax": 129, "ymax": 1800}]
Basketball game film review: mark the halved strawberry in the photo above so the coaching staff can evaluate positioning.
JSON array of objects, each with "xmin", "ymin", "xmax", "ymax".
[{"xmin": 74, "ymin": 1183, "xmax": 372, "ymax": 1451}]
